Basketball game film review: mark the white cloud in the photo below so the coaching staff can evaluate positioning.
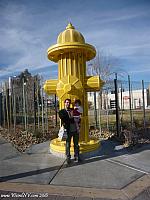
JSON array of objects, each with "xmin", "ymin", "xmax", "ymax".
[{"xmin": 129, "ymin": 68, "xmax": 150, "ymax": 74}]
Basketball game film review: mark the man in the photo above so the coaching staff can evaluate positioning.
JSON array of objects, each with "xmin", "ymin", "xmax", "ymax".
[{"xmin": 59, "ymin": 98, "xmax": 80, "ymax": 164}]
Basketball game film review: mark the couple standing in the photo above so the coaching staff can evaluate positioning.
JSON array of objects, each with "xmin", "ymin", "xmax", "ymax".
[{"xmin": 59, "ymin": 99, "xmax": 83, "ymax": 165}]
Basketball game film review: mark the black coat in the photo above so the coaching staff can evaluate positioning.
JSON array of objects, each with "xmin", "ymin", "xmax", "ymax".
[{"xmin": 58, "ymin": 109, "xmax": 74, "ymax": 131}]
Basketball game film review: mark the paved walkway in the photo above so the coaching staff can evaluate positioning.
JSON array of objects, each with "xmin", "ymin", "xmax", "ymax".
[{"xmin": 0, "ymin": 135, "xmax": 150, "ymax": 199}]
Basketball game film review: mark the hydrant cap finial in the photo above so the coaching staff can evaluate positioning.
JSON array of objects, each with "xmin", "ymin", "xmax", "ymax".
[{"xmin": 66, "ymin": 22, "xmax": 75, "ymax": 30}]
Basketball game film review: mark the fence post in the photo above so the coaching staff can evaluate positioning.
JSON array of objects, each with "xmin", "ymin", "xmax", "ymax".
[
  {"xmin": 94, "ymin": 91, "xmax": 98, "ymax": 128},
  {"xmin": 5, "ymin": 83, "xmax": 10, "ymax": 132},
  {"xmin": 120, "ymin": 83, "xmax": 123, "ymax": 131},
  {"xmin": 12, "ymin": 83, "xmax": 16, "ymax": 134},
  {"xmin": 2, "ymin": 85, "xmax": 6, "ymax": 127},
  {"xmin": 98, "ymin": 91, "xmax": 102, "ymax": 134},
  {"xmin": 55, "ymin": 94, "xmax": 57, "ymax": 126},
  {"xmin": 142, "ymin": 80, "xmax": 146, "ymax": 134},
  {"xmin": 41, "ymin": 81, "xmax": 44, "ymax": 134},
  {"xmin": 37, "ymin": 79, "xmax": 40, "ymax": 129},
  {"xmin": 106, "ymin": 89, "xmax": 109, "ymax": 130},
  {"xmin": 0, "ymin": 93, "xmax": 2, "ymax": 126},
  {"xmin": 33, "ymin": 79, "xmax": 36, "ymax": 130},
  {"xmin": 128, "ymin": 75, "xmax": 133, "ymax": 134},
  {"xmin": 22, "ymin": 78, "xmax": 27, "ymax": 131},
  {"xmin": 114, "ymin": 76, "xmax": 120, "ymax": 137}
]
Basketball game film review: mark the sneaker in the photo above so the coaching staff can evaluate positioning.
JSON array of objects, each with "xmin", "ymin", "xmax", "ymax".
[
  {"xmin": 77, "ymin": 156, "xmax": 82, "ymax": 163},
  {"xmin": 74, "ymin": 156, "xmax": 78, "ymax": 162},
  {"xmin": 74, "ymin": 156, "xmax": 82, "ymax": 163},
  {"xmin": 66, "ymin": 158, "xmax": 71, "ymax": 165}
]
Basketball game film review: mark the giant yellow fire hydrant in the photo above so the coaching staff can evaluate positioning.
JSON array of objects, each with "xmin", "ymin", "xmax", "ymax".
[{"xmin": 44, "ymin": 23, "xmax": 103, "ymax": 157}]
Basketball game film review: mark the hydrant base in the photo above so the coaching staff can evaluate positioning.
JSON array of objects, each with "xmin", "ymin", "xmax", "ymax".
[{"xmin": 50, "ymin": 138, "xmax": 101, "ymax": 158}]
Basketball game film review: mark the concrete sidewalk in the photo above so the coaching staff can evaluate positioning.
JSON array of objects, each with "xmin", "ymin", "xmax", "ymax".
[{"xmin": 0, "ymin": 135, "xmax": 150, "ymax": 200}]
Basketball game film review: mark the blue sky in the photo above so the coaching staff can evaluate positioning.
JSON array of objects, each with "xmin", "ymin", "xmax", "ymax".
[{"xmin": 0, "ymin": 0, "xmax": 150, "ymax": 83}]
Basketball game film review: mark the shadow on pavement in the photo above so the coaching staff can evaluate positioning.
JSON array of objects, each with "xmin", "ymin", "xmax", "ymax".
[{"xmin": 0, "ymin": 164, "xmax": 64, "ymax": 182}]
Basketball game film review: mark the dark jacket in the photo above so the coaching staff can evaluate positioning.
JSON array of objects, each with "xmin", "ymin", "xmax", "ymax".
[{"xmin": 58, "ymin": 109, "xmax": 74, "ymax": 132}]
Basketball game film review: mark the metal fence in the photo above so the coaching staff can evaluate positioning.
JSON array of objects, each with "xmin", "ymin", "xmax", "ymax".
[
  {"xmin": 88, "ymin": 76, "xmax": 150, "ymax": 143},
  {"xmin": 0, "ymin": 75, "xmax": 58, "ymax": 140},
  {"xmin": 0, "ymin": 74, "xmax": 150, "ymax": 146}
]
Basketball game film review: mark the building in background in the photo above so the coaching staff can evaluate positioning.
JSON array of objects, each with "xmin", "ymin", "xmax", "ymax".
[{"xmin": 88, "ymin": 86, "xmax": 150, "ymax": 110}]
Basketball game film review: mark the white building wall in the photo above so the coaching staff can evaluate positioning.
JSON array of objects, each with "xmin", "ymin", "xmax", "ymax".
[
  {"xmin": 88, "ymin": 92, "xmax": 99, "ymax": 109},
  {"xmin": 107, "ymin": 89, "xmax": 148, "ymax": 109},
  {"xmin": 88, "ymin": 89, "xmax": 148, "ymax": 110}
]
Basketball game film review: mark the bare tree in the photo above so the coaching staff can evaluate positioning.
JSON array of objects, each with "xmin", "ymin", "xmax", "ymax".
[
  {"xmin": 87, "ymin": 50, "xmax": 122, "ymax": 83},
  {"xmin": 87, "ymin": 50, "xmax": 122, "ymax": 132}
]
